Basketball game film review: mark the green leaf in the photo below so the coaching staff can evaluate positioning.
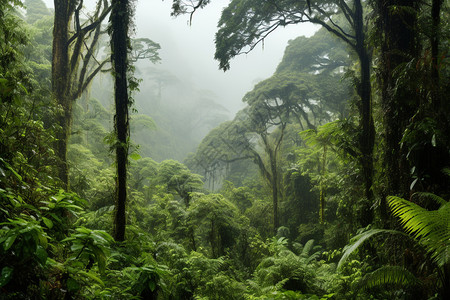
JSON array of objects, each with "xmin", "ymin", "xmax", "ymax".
[
  {"xmin": 410, "ymin": 178, "xmax": 418, "ymax": 190},
  {"xmin": 35, "ymin": 245, "xmax": 48, "ymax": 265},
  {"xmin": 129, "ymin": 152, "xmax": 141, "ymax": 161},
  {"xmin": 3, "ymin": 235, "xmax": 17, "ymax": 251},
  {"xmin": 0, "ymin": 267, "xmax": 13, "ymax": 287},
  {"xmin": 78, "ymin": 270, "xmax": 104, "ymax": 286},
  {"xmin": 42, "ymin": 217, "xmax": 53, "ymax": 229},
  {"xmin": 148, "ymin": 280, "xmax": 156, "ymax": 291},
  {"xmin": 9, "ymin": 167, "xmax": 22, "ymax": 181},
  {"xmin": 338, "ymin": 229, "xmax": 403, "ymax": 269},
  {"xmin": 431, "ymin": 134, "xmax": 436, "ymax": 147}
]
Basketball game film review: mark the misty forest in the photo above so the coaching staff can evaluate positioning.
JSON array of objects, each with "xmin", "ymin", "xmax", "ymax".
[{"xmin": 1, "ymin": 0, "xmax": 449, "ymax": 299}]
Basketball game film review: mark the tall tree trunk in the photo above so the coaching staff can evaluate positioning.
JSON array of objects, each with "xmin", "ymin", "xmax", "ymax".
[
  {"xmin": 52, "ymin": 0, "xmax": 111, "ymax": 188},
  {"xmin": 110, "ymin": 0, "xmax": 130, "ymax": 242},
  {"xmin": 376, "ymin": 0, "xmax": 419, "ymax": 210},
  {"xmin": 311, "ymin": 0, "xmax": 375, "ymax": 226},
  {"xmin": 52, "ymin": 0, "xmax": 74, "ymax": 189},
  {"xmin": 355, "ymin": 0, "xmax": 375, "ymax": 227},
  {"xmin": 431, "ymin": 0, "xmax": 443, "ymax": 111}
]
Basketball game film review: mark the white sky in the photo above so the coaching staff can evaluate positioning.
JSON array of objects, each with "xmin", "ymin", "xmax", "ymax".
[{"xmin": 42, "ymin": 0, "xmax": 318, "ymax": 114}]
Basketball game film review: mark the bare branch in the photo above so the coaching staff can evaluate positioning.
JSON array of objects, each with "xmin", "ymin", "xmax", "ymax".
[
  {"xmin": 308, "ymin": 16, "xmax": 356, "ymax": 50},
  {"xmin": 67, "ymin": 1, "xmax": 112, "ymax": 46}
]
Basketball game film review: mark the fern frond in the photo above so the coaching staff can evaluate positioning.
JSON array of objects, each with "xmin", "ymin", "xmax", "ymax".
[
  {"xmin": 306, "ymin": 251, "xmax": 321, "ymax": 264},
  {"xmin": 388, "ymin": 196, "xmax": 450, "ymax": 267},
  {"xmin": 338, "ymin": 229, "xmax": 402, "ymax": 270},
  {"xmin": 413, "ymin": 192, "xmax": 448, "ymax": 206},
  {"xmin": 301, "ymin": 239, "xmax": 315, "ymax": 257},
  {"xmin": 358, "ymin": 266, "xmax": 419, "ymax": 291}
]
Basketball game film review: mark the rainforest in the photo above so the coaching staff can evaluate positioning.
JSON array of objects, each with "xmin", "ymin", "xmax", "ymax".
[{"xmin": 0, "ymin": 0, "xmax": 449, "ymax": 299}]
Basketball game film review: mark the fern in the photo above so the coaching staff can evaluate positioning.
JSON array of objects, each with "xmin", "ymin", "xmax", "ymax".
[
  {"xmin": 301, "ymin": 239, "xmax": 315, "ymax": 256},
  {"xmin": 337, "ymin": 229, "xmax": 402, "ymax": 269},
  {"xmin": 387, "ymin": 196, "xmax": 450, "ymax": 267},
  {"xmin": 413, "ymin": 192, "xmax": 448, "ymax": 206},
  {"xmin": 358, "ymin": 266, "xmax": 419, "ymax": 291}
]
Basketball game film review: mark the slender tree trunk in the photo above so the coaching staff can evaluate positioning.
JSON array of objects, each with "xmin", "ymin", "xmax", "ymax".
[
  {"xmin": 431, "ymin": 0, "xmax": 442, "ymax": 110},
  {"xmin": 319, "ymin": 145, "xmax": 327, "ymax": 224},
  {"xmin": 355, "ymin": 0, "xmax": 375, "ymax": 227},
  {"xmin": 272, "ymin": 162, "xmax": 279, "ymax": 232},
  {"xmin": 110, "ymin": 0, "xmax": 130, "ymax": 242}
]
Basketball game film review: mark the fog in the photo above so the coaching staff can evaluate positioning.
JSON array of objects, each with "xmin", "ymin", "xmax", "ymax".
[
  {"xmin": 43, "ymin": 0, "xmax": 317, "ymax": 114},
  {"xmin": 41, "ymin": 0, "xmax": 319, "ymax": 161}
]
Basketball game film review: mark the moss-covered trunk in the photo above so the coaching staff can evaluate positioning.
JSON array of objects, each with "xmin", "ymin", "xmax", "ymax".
[
  {"xmin": 355, "ymin": 0, "xmax": 375, "ymax": 227},
  {"xmin": 376, "ymin": 0, "xmax": 419, "ymax": 218},
  {"xmin": 110, "ymin": 0, "xmax": 130, "ymax": 242},
  {"xmin": 52, "ymin": 0, "xmax": 75, "ymax": 189}
]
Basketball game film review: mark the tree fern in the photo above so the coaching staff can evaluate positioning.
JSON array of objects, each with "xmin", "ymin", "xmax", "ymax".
[
  {"xmin": 387, "ymin": 196, "xmax": 450, "ymax": 267},
  {"xmin": 357, "ymin": 265, "xmax": 419, "ymax": 291}
]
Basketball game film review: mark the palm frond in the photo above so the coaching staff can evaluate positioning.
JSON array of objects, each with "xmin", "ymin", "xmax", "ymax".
[
  {"xmin": 338, "ymin": 229, "xmax": 402, "ymax": 270},
  {"xmin": 388, "ymin": 196, "xmax": 450, "ymax": 267},
  {"xmin": 358, "ymin": 266, "xmax": 419, "ymax": 291}
]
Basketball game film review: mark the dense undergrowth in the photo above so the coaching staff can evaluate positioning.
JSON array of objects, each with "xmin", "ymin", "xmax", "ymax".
[{"xmin": 1, "ymin": 0, "xmax": 449, "ymax": 299}]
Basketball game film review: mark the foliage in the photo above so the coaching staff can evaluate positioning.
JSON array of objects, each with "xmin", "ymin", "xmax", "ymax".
[
  {"xmin": 357, "ymin": 265, "xmax": 419, "ymax": 291},
  {"xmin": 337, "ymin": 193, "xmax": 450, "ymax": 297},
  {"xmin": 188, "ymin": 193, "xmax": 242, "ymax": 257},
  {"xmin": 388, "ymin": 195, "xmax": 450, "ymax": 267},
  {"xmin": 1, "ymin": 0, "xmax": 449, "ymax": 298},
  {"xmin": 155, "ymin": 160, "xmax": 204, "ymax": 206}
]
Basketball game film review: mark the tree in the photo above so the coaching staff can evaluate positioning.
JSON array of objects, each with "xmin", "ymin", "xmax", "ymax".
[
  {"xmin": 172, "ymin": 0, "xmax": 376, "ymax": 225},
  {"xmin": 24, "ymin": 0, "xmax": 50, "ymax": 24},
  {"xmin": 276, "ymin": 27, "xmax": 352, "ymax": 120},
  {"xmin": 374, "ymin": 0, "xmax": 449, "ymax": 202},
  {"xmin": 374, "ymin": 0, "xmax": 420, "ymax": 200},
  {"xmin": 109, "ymin": 0, "xmax": 132, "ymax": 242},
  {"xmin": 242, "ymin": 72, "xmax": 324, "ymax": 231},
  {"xmin": 52, "ymin": 0, "xmax": 112, "ymax": 188},
  {"xmin": 187, "ymin": 193, "xmax": 241, "ymax": 258},
  {"xmin": 155, "ymin": 160, "xmax": 204, "ymax": 207}
]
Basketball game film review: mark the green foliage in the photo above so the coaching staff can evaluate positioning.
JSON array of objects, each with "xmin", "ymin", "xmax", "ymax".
[
  {"xmin": 188, "ymin": 193, "xmax": 242, "ymax": 257},
  {"xmin": 24, "ymin": 0, "xmax": 51, "ymax": 24},
  {"xmin": 0, "ymin": 215, "xmax": 49, "ymax": 296},
  {"xmin": 388, "ymin": 195, "xmax": 450, "ymax": 267},
  {"xmin": 357, "ymin": 265, "xmax": 419, "ymax": 291},
  {"xmin": 337, "ymin": 228, "xmax": 401, "ymax": 270},
  {"xmin": 0, "ymin": 216, "xmax": 49, "ymax": 267},
  {"xmin": 249, "ymin": 238, "xmax": 326, "ymax": 297},
  {"xmin": 127, "ymin": 264, "xmax": 169, "ymax": 297},
  {"xmin": 62, "ymin": 227, "xmax": 114, "ymax": 274},
  {"xmin": 1, "ymin": 0, "xmax": 448, "ymax": 298},
  {"xmin": 156, "ymin": 159, "xmax": 204, "ymax": 205}
]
